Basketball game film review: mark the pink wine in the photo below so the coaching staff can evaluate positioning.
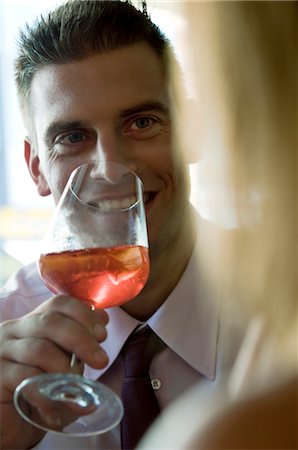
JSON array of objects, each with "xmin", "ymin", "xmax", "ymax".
[{"xmin": 39, "ymin": 245, "xmax": 149, "ymax": 309}]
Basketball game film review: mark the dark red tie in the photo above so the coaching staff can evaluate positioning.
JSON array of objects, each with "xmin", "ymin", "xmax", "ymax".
[{"xmin": 120, "ymin": 326, "xmax": 163, "ymax": 450}]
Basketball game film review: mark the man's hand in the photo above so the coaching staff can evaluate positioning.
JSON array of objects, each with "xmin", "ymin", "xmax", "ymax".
[{"xmin": 0, "ymin": 295, "xmax": 109, "ymax": 449}]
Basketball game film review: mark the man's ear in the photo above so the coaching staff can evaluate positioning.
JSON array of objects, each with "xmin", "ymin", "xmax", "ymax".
[{"xmin": 24, "ymin": 139, "xmax": 51, "ymax": 196}]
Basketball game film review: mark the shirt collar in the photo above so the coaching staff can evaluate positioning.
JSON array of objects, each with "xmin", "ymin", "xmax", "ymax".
[
  {"xmin": 84, "ymin": 233, "xmax": 220, "ymax": 381},
  {"xmin": 148, "ymin": 239, "xmax": 220, "ymax": 379}
]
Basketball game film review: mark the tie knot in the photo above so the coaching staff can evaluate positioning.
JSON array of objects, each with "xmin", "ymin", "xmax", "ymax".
[{"xmin": 121, "ymin": 327, "xmax": 162, "ymax": 378}]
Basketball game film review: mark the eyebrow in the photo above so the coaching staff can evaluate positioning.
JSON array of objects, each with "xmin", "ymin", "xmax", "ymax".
[
  {"xmin": 120, "ymin": 101, "xmax": 170, "ymax": 118},
  {"xmin": 44, "ymin": 101, "xmax": 170, "ymax": 145}
]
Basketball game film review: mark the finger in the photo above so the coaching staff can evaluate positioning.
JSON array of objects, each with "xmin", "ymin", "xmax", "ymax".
[
  {"xmin": 16, "ymin": 385, "xmax": 74, "ymax": 431},
  {"xmin": 1, "ymin": 296, "xmax": 109, "ymax": 346},
  {"xmin": 15, "ymin": 373, "xmax": 99, "ymax": 432},
  {"xmin": 1, "ymin": 337, "xmax": 84, "ymax": 374},
  {"xmin": 2, "ymin": 317, "xmax": 108, "ymax": 371},
  {"xmin": 33, "ymin": 295, "xmax": 109, "ymax": 337},
  {"xmin": 4, "ymin": 310, "xmax": 109, "ymax": 368},
  {"xmin": 0, "ymin": 360, "xmax": 43, "ymax": 401}
]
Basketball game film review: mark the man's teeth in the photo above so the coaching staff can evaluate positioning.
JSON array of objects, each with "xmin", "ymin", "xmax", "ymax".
[{"xmin": 95, "ymin": 195, "xmax": 137, "ymax": 211}]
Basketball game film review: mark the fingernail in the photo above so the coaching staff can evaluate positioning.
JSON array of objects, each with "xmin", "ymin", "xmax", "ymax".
[
  {"xmin": 94, "ymin": 323, "xmax": 105, "ymax": 339},
  {"xmin": 38, "ymin": 409, "xmax": 62, "ymax": 428},
  {"xmin": 94, "ymin": 348, "xmax": 109, "ymax": 366}
]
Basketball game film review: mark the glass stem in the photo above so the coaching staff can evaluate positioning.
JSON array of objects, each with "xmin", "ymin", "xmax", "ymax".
[{"xmin": 70, "ymin": 353, "xmax": 78, "ymax": 368}]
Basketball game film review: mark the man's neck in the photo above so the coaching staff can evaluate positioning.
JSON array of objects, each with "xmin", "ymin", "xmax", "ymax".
[{"xmin": 121, "ymin": 210, "xmax": 196, "ymax": 321}]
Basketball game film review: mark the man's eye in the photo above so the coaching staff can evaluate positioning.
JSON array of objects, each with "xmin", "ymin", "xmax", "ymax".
[
  {"xmin": 123, "ymin": 115, "xmax": 162, "ymax": 140},
  {"xmin": 66, "ymin": 132, "xmax": 85, "ymax": 143},
  {"xmin": 55, "ymin": 131, "xmax": 86, "ymax": 145},
  {"xmin": 133, "ymin": 117, "xmax": 154, "ymax": 129}
]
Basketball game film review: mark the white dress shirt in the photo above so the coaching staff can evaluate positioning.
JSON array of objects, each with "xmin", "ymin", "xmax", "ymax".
[{"xmin": 0, "ymin": 240, "xmax": 220, "ymax": 450}]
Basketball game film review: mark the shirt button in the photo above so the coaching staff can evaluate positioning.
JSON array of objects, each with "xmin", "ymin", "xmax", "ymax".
[{"xmin": 151, "ymin": 378, "xmax": 162, "ymax": 390}]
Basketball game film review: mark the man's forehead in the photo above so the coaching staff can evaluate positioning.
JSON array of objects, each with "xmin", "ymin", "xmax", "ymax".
[
  {"xmin": 30, "ymin": 44, "xmax": 166, "ymax": 97},
  {"xmin": 30, "ymin": 47, "xmax": 168, "ymax": 108}
]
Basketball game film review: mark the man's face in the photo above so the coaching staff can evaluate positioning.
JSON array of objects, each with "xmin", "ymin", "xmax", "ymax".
[{"xmin": 26, "ymin": 42, "xmax": 191, "ymax": 256}]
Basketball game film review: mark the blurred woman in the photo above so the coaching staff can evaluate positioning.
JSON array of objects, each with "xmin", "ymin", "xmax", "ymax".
[{"xmin": 139, "ymin": 2, "xmax": 297, "ymax": 448}]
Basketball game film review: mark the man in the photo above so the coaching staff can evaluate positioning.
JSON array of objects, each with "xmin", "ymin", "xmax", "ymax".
[{"xmin": 0, "ymin": 1, "xmax": 220, "ymax": 449}]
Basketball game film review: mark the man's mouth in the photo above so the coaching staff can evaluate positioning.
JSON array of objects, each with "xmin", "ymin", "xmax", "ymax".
[
  {"xmin": 87, "ymin": 195, "xmax": 137, "ymax": 211},
  {"xmin": 86, "ymin": 191, "xmax": 156, "ymax": 212}
]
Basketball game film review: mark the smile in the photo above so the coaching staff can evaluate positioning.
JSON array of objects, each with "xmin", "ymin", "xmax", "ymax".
[{"xmin": 87, "ymin": 195, "xmax": 138, "ymax": 211}]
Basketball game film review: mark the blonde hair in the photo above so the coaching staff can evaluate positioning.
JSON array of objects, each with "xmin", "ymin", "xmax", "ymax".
[{"xmin": 175, "ymin": 1, "xmax": 297, "ymax": 369}]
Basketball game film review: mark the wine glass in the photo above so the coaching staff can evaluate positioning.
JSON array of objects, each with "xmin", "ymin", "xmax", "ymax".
[{"xmin": 14, "ymin": 161, "xmax": 149, "ymax": 436}]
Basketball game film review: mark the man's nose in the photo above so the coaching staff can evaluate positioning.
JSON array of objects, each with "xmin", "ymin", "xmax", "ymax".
[
  {"xmin": 89, "ymin": 133, "xmax": 137, "ymax": 181},
  {"xmin": 89, "ymin": 160, "xmax": 132, "ymax": 184}
]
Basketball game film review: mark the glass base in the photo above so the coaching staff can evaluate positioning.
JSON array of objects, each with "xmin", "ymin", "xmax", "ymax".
[{"xmin": 14, "ymin": 373, "xmax": 123, "ymax": 436}]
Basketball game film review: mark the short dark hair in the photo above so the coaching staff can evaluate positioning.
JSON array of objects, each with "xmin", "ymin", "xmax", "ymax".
[{"xmin": 15, "ymin": 0, "xmax": 171, "ymax": 112}]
